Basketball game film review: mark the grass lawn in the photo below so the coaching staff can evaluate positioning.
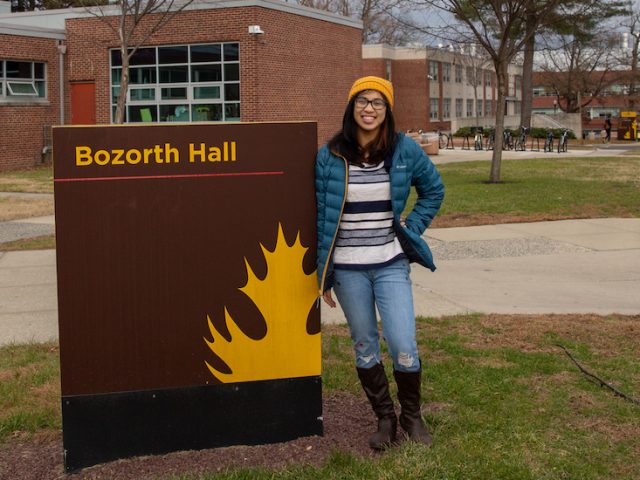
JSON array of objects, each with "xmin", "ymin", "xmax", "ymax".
[
  {"xmin": 420, "ymin": 157, "xmax": 640, "ymax": 227},
  {"xmin": 0, "ymin": 235, "xmax": 56, "ymax": 251},
  {"xmin": 1, "ymin": 314, "xmax": 639, "ymax": 479},
  {"xmin": 0, "ymin": 165, "xmax": 53, "ymax": 194},
  {"xmin": 1, "ymin": 157, "xmax": 640, "ymax": 229}
]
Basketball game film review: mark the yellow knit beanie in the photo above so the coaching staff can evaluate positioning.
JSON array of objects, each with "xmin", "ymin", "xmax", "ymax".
[{"xmin": 348, "ymin": 76, "xmax": 394, "ymax": 109}]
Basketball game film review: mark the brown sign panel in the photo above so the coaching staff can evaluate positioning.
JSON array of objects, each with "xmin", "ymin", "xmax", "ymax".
[{"xmin": 53, "ymin": 123, "xmax": 322, "ymax": 471}]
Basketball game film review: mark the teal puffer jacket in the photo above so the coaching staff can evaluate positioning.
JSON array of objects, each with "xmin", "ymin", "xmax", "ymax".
[{"xmin": 315, "ymin": 133, "xmax": 445, "ymax": 294}]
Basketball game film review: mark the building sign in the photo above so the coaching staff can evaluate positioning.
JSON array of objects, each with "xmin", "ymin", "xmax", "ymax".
[{"xmin": 53, "ymin": 123, "xmax": 322, "ymax": 472}]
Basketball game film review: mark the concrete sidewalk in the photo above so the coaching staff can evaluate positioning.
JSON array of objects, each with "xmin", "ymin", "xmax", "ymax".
[
  {"xmin": 1, "ymin": 217, "xmax": 639, "ymax": 345},
  {"xmin": 320, "ymin": 217, "xmax": 640, "ymax": 324}
]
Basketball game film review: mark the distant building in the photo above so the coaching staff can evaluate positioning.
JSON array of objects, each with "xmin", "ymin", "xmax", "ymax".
[
  {"xmin": 2, "ymin": 0, "xmax": 531, "ymax": 171},
  {"xmin": 531, "ymin": 70, "xmax": 640, "ymax": 137},
  {"xmin": 362, "ymin": 44, "xmax": 524, "ymax": 133},
  {"xmin": 0, "ymin": 0, "xmax": 362, "ymax": 170}
]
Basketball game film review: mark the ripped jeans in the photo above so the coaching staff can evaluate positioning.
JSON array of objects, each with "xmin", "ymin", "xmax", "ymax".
[{"xmin": 333, "ymin": 258, "xmax": 420, "ymax": 372}]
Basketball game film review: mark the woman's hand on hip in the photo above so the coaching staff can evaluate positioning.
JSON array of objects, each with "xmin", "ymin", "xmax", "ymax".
[{"xmin": 323, "ymin": 289, "xmax": 336, "ymax": 308}]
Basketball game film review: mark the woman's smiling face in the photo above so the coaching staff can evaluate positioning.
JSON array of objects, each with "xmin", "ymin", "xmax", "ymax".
[{"xmin": 353, "ymin": 90, "xmax": 387, "ymax": 136}]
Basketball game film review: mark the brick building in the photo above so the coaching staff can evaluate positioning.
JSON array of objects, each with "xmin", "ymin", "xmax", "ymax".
[
  {"xmin": 1, "ymin": 0, "xmax": 529, "ymax": 171},
  {"xmin": 0, "ymin": 0, "xmax": 362, "ymax": 170},
  {"xmin": 362, "ymin": 44, "xmax": 524, "ymax": 133},
  {"xmin": 0, "ymin": 15, "xmax": 64, "ymax": 170}
]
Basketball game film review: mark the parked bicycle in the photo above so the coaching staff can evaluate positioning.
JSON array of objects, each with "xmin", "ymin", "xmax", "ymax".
[
  {"xmin": 543, "ymin": 130, "xmax": 554, "ymax": 152},
  {"xmin": 503, "ymin": 129, "xmax": 514, "ymax": 150},
  {"xmin": 557, "ymin": 129, "xmax": 569, "ymax": 153},
  {"xmin": 438, "ymin": 130, "xmax": 453, "ymax": 150},
  {"xmin": 486, "ymin": 131, "xmax": 495, "ymax": 150},
  {"xmin": 514, "ymin": 126, "xmax": 528, "ymax": 151},
  {"xmin": 474, "ymin": 127, "xmax": 484, "ymax": 151}
]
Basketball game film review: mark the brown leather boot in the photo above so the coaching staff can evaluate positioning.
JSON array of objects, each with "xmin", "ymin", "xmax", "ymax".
[
  {"xmin": 356, "ymin": 363, "xmax": 397, "ymax": 450},
  {"xmin": 393, "ymin": 368, "xmax": 433, "ymax": 446}
]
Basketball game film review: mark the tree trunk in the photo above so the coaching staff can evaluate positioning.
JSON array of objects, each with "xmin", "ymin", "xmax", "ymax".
[
  {"xmin": 630, "ymin": 35, "xmax": 639, "ymax": 111},
  {"xmin": 115, "ymin": 46, "xmax": 129, "ymax": 124},
  {"xmin": 520, "ymin": 14, "xmax": 536, "ymax": 128},
  {"xmin": 490, "ymin": 61, "xmax": 508, "ymax": 183}
]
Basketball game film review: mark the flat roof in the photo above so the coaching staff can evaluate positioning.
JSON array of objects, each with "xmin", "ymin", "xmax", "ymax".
[
  {"xmin": 0, "ymin": 0, "xmax": 361, "ymax": 32},
  {"xmin": 0, "ymin": 21, "xmax": 65, "ymax": 39}
]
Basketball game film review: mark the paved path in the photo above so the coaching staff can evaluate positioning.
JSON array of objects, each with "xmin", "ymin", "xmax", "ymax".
[
  {"xmin": 1, "ymin": 146, "xmax": 639, "ymax": 344},
  {"xmin": 1, "ymin": 217, "xmax": 639, "ymax": 345}
]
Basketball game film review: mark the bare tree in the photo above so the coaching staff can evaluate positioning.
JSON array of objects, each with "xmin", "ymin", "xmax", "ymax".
[
  {"xmin": 296, "ymin": 0, "xmax": 418, "ymax": 45},
  {"xmin": 11, "ymin": 0, "xmax": 105, "ymax": 12},
  {"xmin": 537, "ymin": 30, "xmax": 622, "ymax": 114},
  {"xmin": 81, "ymin": 0, "xmax": 194, "ymax": 123},
  {"xmin": 519, "ymin": 0, "xmax": 628, "ymax": 129},
  {"xmin": 618, "ymin": 0, "xmax": 640, "ymax": 110},
  {"xmin": 411, "ymin": 0, "xmax": 561, "ymax": 183}
]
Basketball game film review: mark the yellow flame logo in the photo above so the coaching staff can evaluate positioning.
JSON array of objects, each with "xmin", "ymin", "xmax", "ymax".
[{"xmin": 204, "ymin": 224, "xmax": 320, "ymax": 383}]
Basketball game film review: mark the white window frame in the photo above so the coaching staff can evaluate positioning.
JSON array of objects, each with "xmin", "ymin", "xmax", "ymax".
[
  {"xmin": 429, "ymin": 61, "xmax": 438, "ymax": 81},
  {"xmin": 6, "ymin": 81, "xmax": 38, "ymax": 96},
  {"xmin": 443, "ymin": 98, "xmax": 451, "ymax": 119},
  {"xmin": 429, "ymin": 98, "xmax": 439, "ymax": 120},
  {"xmin": 442, "ymin": 63, "xmax": 451, "ymax": 82},
  {"xmin": 110, "ymin": 42, "xmax": 240, "ymax": 123},
  {"xmin": 1, "ymin": 60, "xmax": 47, "ymax": 101}
]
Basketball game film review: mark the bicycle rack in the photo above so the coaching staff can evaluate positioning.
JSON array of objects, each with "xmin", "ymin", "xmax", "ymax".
[
  {"xmin": 446, "ymin": 135, "xmax": 455, "ymax": 149},
  {"xmin": 530, "ymin": 137, "xmax": 540, "ymax": 152},
  {"xmin": 485, "ymin": 136, "xmax": 494, "ymax": 151}
]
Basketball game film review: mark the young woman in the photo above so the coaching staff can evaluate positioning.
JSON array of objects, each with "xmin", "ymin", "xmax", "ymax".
[{"xmin": 316, "ymin": 76, "xmax": 444, "ymax": 450}]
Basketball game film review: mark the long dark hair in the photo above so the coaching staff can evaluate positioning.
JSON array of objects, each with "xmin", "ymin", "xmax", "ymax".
[{"xmin": 328, "ymin": 94, "xmax": 397, "ymax": 167}]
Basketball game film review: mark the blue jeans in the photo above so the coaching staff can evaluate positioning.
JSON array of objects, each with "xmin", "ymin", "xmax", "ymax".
[{"xmin": 333, "ymin": 258, "xmax": 420, "ymax": 372}]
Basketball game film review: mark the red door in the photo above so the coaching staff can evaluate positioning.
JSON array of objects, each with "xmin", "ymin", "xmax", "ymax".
[{"xmin": 70, "ymin": 82, "xmax": 96, "ymax": 125}]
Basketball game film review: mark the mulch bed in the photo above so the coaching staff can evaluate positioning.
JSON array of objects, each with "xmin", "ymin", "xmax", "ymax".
[{"xmin": 0, "ymin": 392, "xmax": 384, "ymax": 479}]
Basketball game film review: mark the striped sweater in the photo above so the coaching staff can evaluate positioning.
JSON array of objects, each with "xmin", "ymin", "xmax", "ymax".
[{"xmin": 333, "ymin": 161, "xmax": 405, "ymax": 269}]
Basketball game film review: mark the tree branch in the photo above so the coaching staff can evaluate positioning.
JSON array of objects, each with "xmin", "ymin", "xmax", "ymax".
[{"xmin": 556, "ymin": 344, "xmax": 640, "ymax": 407}]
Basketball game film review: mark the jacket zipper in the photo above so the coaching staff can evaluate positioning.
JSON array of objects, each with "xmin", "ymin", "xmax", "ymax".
[{"xmin": 318, "ymin": 153, "xmax": 349, "ymax": 297}]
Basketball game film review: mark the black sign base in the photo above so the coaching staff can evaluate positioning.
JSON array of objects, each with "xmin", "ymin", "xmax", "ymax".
[{"xmin": 62, "ymin": 376, "xmax": 322, "ymax": 473}]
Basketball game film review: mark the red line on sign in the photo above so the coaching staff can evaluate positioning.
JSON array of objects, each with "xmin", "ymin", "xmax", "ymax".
[{"xmin": 54, "ymin": 171, "xmax": 285, "ymax": 183}]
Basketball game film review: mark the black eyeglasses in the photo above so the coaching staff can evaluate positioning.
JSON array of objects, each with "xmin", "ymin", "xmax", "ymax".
[{"xmin": 355, "ymin": 96, "xmax": 387, "ymax": 110}]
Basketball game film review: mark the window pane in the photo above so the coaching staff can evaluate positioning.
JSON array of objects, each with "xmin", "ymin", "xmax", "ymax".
[
  {"xmin": 130, "ymin": 88, "xmax": 155, "ymax": 101},
  {"xmin": 191, "ymin": 44, "xmax": 221, "ymax": 63},
  {"xmin": 111, "ymin": 68, "xmax": 122, "ymax": 85},
  {"xmin": 161, "ymin": 87, "xmax": 187, "ymax": 100},
  {"xmin": 159, "ymin": 46, "xmax": 188, "ymax": 64},
  {"xmin": 224, "ymin": 63, "xmax": 239, "ymax": 81},
  {"xmin": 192, "ymin": 104, "xmax": 222, "ymax": 121},
  {"xmin": 194, "ymin": 86, "xmax": 220, "ymax": 99},
  {"xmin": 224, "ymin": 43, "xmax": 239, "ymax": 61},
  {"xmin": 35, "ymin": 80, "xmax": 46, "ymax": 97},
  {"xmin": 191, "ymin": 64, "xmax": 221, "ymax": 82},
  {"xmin": 7, "ymin": 82, "xmax": 38, "ymax": 95},
  {"xmin": 130, "ymin": 48, "xmax": 156, "ymax": 66},
  {"xmin": 160, "ymin": 104, "xmax": 189, "ymax": 122},
  {"xmin": 112, "ymin": 86, "xmax": 120, "ymax": 103},
  {"xmin": 225, "ymin": 103, "xmax": 240, "ymax": 121},
  {"xmin": 129, "ymin": 105, "xmax": 157, "ymax": 122},
  {"xmin": 111, "ymin": 50, "xmax": 122, "ymax": 66},
  {"xmin": 33, "ymin": 63, "xmax": 45, "ymax": 79},
  {"xmin": 0, "ymin": 61, "xmax": 4, "ymax": 77},
  {"xmin": 225, "ymin": 83, "xmax": 239, "ymax": 101},
  {"xmin": 130, "ymin": 67, "xmax": 156, "ymax": 84},
  {"xmin": 6, "ymin": 61, "xmax": 31, "ymax": 79},
  {"xmin": 159, "ymin": 65, "xmax": 188, "ymax": 83}
]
